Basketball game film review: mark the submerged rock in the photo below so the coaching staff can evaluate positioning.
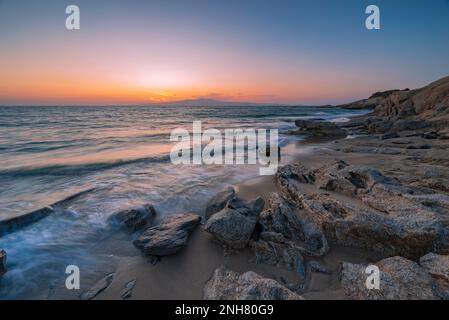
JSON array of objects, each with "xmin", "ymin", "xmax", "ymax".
[
  {"xmin": 80, "ymin": 273, "xmax": 115, "ymax": 300},
  {"xmin": 340, "ymin": 256, "xmax": 449, "ymax": 300},
  {"xmin": 108, "ymin": 204, "xmax": 156, "ymax": 231},
  {"xmin": 133, "ymin": 213, "xmax": 201, "ymax": 256},
  {"xmin": 203, "ymin": 266, "xmax": 303, "ymax": 300},
  {"xmin": 0, "ymin": 249, "xmax": 6, "ymax": 275},
  {"xmin": 293, "ymin": 119, "xmax": 347, "ymax": 138}
]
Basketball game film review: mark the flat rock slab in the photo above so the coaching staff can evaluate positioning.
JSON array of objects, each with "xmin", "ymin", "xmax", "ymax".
[
  {"xmin": 203, "ymin": 266, "xmax": 303, "ymax": 300},
  {"xmin": 133, "ymin": 213, "xmax": 201, "ymax": 256}
]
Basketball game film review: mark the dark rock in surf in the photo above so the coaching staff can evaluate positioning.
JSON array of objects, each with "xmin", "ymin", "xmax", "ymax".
[
  {"xmin": 292, "ymin": 119, "xmax": 347, "ymax": 138},
  {"xmin": 108, "ymin": 204, "xmax": 156, "ymax": 231},
  {"xmin": 133, "ymin": 213, "xmax": 201, "ymax": 256}
]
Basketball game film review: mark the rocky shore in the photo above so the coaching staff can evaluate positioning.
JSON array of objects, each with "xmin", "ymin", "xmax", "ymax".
[{"xmin": 1, "ymin": 76, "xmax": 448, "ymax": 300}]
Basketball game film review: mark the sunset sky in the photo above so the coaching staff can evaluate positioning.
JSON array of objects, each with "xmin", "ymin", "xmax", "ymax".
[{"xmin": 0, "ymin": 0, "xmax": 448, "ymax": 106}]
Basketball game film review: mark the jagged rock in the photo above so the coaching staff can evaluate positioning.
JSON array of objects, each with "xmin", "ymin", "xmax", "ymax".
[
  {"xmin": 0, "ymin": 249, "xmax": 6, "ymax": 275},
  {"xmin": 259, "ymin": 193, "xmax": 329, "ymax": 257},
  {"xmin": 133, "ymin": 213, "xmax": 201, "ymax": 256},
  {"xmin": 204, "ymin": 207, "xmax": 257, "ymax": 249},
  {"xmin": 250, "ymin": 233, "xmax": 306, "ymax": 280},
  {"xmin": 205, "ymin": 187, "xmax": 236, "ymax": 220},
  {"xmin": 80, "ymin": 273, "xmax": 115, "ymax": 300},
  {"xmin": 229, "ymin": 196, "xmax": 265, "ymax": 218},
  {"xmin": 293, "ymin": 120, "xmax": 347, "ymax": 138},
  {"xmin": 276, "ymin": 162, "xmax": 315, "ymax": 186},
  {"xmin": 274, "ymin": 160, "xmax": 449, "ymax": 258},
  {"xmin": 108, "ymin": 204, "xmax": 156, "ymax": 231},
  {"xmin": 340, "ymin": 256, "xmax": 443, "ymax": 300},
  {"xmin": 203, "ymin": 266, "xmax": 303, "ymax": 300}
]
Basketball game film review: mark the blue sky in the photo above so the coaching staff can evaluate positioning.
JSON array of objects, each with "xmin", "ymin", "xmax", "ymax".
[{"xmin": 0, "ymin": 0, "xmax": 448, "ymax": 105}]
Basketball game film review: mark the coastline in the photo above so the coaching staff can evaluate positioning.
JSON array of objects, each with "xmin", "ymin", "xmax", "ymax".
[{"xmin": 72, "ymin": 127, "xmax": 383, "ymax": 300}]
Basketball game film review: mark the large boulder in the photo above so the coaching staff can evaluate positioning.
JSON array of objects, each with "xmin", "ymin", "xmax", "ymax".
[
  {"xmin": 0, "ymin": 249, "xmax": 6, "ymax": 275},
  {"xmin": 203, "ymin": 266, "xmax": 303, "ymax": 300},
  {"xmin": 292, "ymin": 120, "xmax": 347, "ymax": 138},
  {"xmin": 204, "ymin": 207, "xmax": 257, "ymax": 249},
  {"xmin": 108, "ymin": 204, "xmax": 156, "ymax": 231},
  {"xmin": 133, "ymin": 213, "xmax": 201, "ymax": 256},
  {"xmin": 204, "ymin": 192, "xmax": 265, "ymax": 249},
  {"xmin": 340, "ymin": 256, "xmax": 448, "ymax": 300},
  {"xmin": 205, "ymin": 187, "xmax": 236, "ymax": 220}
]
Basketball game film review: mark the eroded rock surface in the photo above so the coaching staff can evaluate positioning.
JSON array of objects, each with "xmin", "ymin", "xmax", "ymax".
[
  {"xmin": 203, "ymin": 266, "xmax": 303, "ymax": 300},
  {"xmin": 340, "ymin": 256, "xmax": 449, "ymax": 300},
  {"xmin": 133, "ymin": 213, "xmax": 201, "ymax": 256},
  {"xmin": 270, "ymin": 160, "xmax": 449, "ymax": 259},
  {"xmin": 204, "ymin": 189, "xmax": 265, "ymax": 249}
]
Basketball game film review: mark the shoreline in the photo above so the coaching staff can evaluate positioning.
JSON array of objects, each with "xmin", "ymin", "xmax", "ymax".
[{"xmin": 78, "ymin": 128, "xmax": 383, "ymax": 300}]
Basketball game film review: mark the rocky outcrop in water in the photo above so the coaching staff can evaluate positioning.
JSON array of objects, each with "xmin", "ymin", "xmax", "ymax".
[
  {"xmin": 108, "ymin": 204, "xmax": 156, "ymax": 231},
  {"xmin": 340, "ymin": 254, "xmax": 449, "ymax": 300},
  {"xmin": 291, "ymin": 119, "xmax": 347, "ymax": 138},
  {"xmin": 203, "ymin": 266, "xmax": 303, "ymax": 300},
  {"xmin": 0, "ymin": 188, "xmax": 97, "ymax": 237},
  {"xmin": 133, "ymin": 213, "xmax": 201, "ymax": 256}
]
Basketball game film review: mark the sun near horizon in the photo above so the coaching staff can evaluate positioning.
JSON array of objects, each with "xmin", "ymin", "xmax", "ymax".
[{"xmin": 1, "ymin": 0, "xmax": 448, "ymax": 106}]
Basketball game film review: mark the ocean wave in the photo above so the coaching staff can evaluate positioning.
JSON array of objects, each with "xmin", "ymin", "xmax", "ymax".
[{"xmin": 0, "ymin": 154, "xmax": 172, "ymax": 178}]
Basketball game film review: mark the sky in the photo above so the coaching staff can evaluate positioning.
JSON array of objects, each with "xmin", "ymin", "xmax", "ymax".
[{"xmin": 0, "ymin": 0, "xmax": 448, "ymax": 106}]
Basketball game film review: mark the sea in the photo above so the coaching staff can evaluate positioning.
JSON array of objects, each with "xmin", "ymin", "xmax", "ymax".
[{"xmin": 0, "ymin": 105, "xmax": 366, "ymax": 298}]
